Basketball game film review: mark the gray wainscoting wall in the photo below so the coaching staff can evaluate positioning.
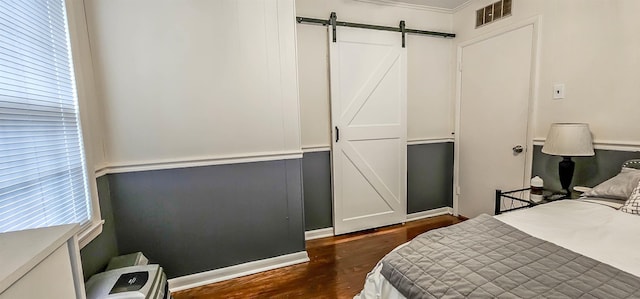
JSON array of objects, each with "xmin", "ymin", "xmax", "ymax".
[
  {"xmin": 302, "ymin": 151, "xmax": 332, "ymax": 231},
  {"xmin": 532, "ymin": 145, "xmax": 640, "ymax": 190},
  {"xmin": 80, "ymin": 176, "xmax": 120, "ymax": 280},
  {"xmin": 79, "ymin": 143, "xmax": 637, "ymax": 281},
  {"xmin": 106, "ymin": 159, "xmax": 305, "ymax": 279},
  {"xmin": 407, "ymin": 143, "xmax": 454, "ymax": 213},
  {"xmin": 301, "ymin": 142, "xmax": 454, "ymax": 230},
  {"xmin": 82, "ymin": 143, "xmax": 454, "ymax": 279}
]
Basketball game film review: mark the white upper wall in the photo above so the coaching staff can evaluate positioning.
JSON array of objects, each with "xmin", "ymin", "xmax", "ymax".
[
  {"xmin": 296, "ymin": 0, "xmax": 454, "ymax": 148},
  {"xmin": 85, "ymin": 0, "xmax": 301, "ymax": 166},
  {"xmin": 454, "ymin": 0, "xmax": 640, "ymax": 146}
]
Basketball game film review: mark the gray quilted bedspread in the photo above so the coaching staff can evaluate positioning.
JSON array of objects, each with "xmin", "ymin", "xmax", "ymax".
[{"xmin": 380, "ymin": 214, "xmax": 640, "ymax": 298}]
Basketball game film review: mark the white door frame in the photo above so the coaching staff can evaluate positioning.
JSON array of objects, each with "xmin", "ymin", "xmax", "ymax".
[{"xmin": 452, "ymin": 16, "xmax": 542, "ymax": 216}]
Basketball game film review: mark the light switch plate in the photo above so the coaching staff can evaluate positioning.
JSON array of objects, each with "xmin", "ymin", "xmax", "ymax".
[{"xmin": 553, "ymin": 84, "xmax": 565, "ymax": 99}]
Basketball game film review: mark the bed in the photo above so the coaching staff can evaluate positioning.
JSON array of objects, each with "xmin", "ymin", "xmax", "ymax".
[{"xmin": 356, "ymin": 159, "xmax": 640, "ymax": 299}]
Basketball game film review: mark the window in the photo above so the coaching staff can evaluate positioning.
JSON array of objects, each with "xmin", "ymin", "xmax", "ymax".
[{"xmin": 0, "ymin": 0, "xmax": 91, "ymax": 232}]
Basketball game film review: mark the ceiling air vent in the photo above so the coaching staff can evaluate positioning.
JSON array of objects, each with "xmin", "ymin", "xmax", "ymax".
[{"xmin": 476, "ymin": 0, "xmax": 511, "ymax": 28}]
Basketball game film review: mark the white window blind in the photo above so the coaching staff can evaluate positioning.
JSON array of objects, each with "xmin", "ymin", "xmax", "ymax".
[{"xmin": 0, "ymin": 0, "xmax": 90, "ymax": 233}]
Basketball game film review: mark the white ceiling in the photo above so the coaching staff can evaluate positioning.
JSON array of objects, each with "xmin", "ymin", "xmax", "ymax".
[{"xmin": 386, "ymin": 0, "xmax": 470, "ymax": 10}]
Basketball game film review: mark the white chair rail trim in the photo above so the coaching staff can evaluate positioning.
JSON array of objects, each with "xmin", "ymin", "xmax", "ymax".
[
  {"xmin": 301, "ymin": 145, "xmax": 331, "ymax": 153},
  {"xmin": 301, "ymin": 137, "xmax": 454, "ymax": 154},
  {"xmin": 533, "ymin": 138, "xmax": 640, "ymax": 152},
  {"xmin": 94, "ymin": 150, "xmax": 303, "ymax": 176},
  {"xmin": 407, "ymin": 137, "xmax": 455, "ymax": 146}
]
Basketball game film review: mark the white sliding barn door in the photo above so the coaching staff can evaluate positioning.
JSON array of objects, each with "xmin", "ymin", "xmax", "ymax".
[
  {"xmin": 456, "ymin": 24, "xmax": 536, "ymax": 218},
  {"xmin": 330, "ymin": 27, "xmax": 407, "ymax": 235}
]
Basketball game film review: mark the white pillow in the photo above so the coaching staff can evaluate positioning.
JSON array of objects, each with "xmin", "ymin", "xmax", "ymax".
[
  {"xmin": 583, "ymin": 167, "xmax": 640, "ymax": 200},
  {"xmin": 620, "ymin": 181, "xmax": 640, "ymax": 215}
]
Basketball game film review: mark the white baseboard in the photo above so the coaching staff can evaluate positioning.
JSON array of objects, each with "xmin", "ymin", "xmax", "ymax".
[
  {"xmin": 406, "ymin": 207, "xmax": 453, "ymax": 222},
  {"xmin": 168, "ymin": 209, "xmax": 454, "ymax": 293},
  {"xmin": 168, "ymin": 251, "xmax": 309, "ymax": 293},
  {"xmin": 305, "ymin": 227, "xmax": 334, "ymax": 240},
  {"xmin": 304, "ymin": 208, "xmax": 453, "ymax": 241}
]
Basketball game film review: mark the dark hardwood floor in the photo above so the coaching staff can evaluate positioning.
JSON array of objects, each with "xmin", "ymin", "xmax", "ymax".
[{"xmin": 172, "ymin": 215, "xmax": 463, "ymax": 299}]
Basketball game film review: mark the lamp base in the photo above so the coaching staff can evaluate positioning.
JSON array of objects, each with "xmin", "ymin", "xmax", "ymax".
[{"xmin": 558, "ymin": 156, "xmax": 575, "ymax": 194}]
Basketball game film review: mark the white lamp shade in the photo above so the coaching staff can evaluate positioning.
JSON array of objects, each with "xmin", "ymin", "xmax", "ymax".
[{"xmin": 542, "ymin": 123, "xmax": 595, "ymax": 156}]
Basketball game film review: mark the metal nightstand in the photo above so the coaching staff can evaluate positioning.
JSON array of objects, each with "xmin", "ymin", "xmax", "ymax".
[{"xmin": 495, "ymin": 187, "xmax": 580, "ymax": 215}]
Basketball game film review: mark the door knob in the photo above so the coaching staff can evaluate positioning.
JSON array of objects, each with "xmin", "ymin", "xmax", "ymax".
[{"xmin": 512, "ymin": 145, "xmax": 524, "ymax": 154}]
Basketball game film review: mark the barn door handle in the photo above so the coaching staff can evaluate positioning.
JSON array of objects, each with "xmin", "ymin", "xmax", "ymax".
[
  {"xmin": 335, "ymin": 126, "xmax": 340, "ymax": 143},
  {"xmin": 512, "ymin": 145, "xmax": 524, "ymax": 154}
]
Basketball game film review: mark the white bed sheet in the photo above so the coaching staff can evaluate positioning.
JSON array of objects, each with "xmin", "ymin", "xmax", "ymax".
[{"xmin": 355, "ymin": 199, "xmax": 640, "ymax": 299}]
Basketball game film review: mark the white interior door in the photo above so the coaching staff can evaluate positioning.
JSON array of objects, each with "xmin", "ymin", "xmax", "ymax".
[
  {"xmin": 456, "ymin": 24, "xmax": 536, "ymax": 218},
  {"xmin": 330, "ymin": 27, "xmax": 407, "ymax": 235}
]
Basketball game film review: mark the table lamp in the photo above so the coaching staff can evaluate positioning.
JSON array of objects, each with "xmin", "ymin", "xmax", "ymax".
[{"xmin": 541, "ymin": 123, "xmax": 595, "ymax": 194}]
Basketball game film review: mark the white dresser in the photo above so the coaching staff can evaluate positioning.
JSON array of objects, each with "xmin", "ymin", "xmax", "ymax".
[{"xmin": 0, "ymin": 224, "xmax": 86, "ymax": 299}]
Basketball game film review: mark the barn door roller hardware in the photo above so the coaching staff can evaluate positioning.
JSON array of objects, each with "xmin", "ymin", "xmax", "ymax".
[{"xmin": 296, "ymin": 12, "xmax": 455, "ymax": 48}]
